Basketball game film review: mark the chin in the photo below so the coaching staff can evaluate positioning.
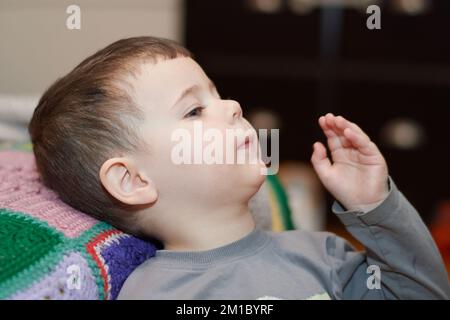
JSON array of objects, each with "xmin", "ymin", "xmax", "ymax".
[
  {"xmin": 238, "ymin": 161, "xmax": 267, "ymax": 192},
  {"xmin": 203, "ymin": 161, "xmax": 267, "ymax": 202}
]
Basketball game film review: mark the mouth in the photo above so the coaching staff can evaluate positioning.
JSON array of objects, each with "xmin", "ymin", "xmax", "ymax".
[{"xmin": 237, "ymin": 133, "xmax": 254, "ymax": 150}]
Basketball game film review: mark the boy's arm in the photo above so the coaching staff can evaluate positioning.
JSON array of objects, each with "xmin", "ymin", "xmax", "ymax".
[
  {"xmin": 328, "ymin": 176, "xmax": 450, "ymax": 299},
  {"xmin": 310, "ymin": 113, "xmax": 449, "ymax": 299}
]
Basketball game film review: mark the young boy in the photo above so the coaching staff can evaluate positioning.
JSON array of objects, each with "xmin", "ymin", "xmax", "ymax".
[{"xmin": 28, "ymin": 36, "xmax": 450, "ymax": 300}]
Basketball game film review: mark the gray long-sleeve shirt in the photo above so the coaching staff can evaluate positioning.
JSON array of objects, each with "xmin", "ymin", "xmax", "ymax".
[{"xmin": 118, "ymin": 178, "xmax": 450, "ymax": 300}]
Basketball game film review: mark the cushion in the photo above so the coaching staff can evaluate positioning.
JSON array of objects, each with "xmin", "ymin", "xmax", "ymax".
[
  {"xmin": 0, "ymin": 142, "xmax": 291, "ymax": 300},
  {"xmin": 0, "ymin": 147, "xmax": 155, "ymax": 300}
]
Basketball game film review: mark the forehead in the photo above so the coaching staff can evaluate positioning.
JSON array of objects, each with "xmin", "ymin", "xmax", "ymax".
[{"xmin": 130, "ymin": 57, "xmax": 209, "ymax": 112}]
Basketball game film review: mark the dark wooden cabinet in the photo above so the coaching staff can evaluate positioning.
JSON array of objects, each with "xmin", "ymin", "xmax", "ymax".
[{"xmin": 184, "ymin": 0, "xmax": 450, "ymax": 223}]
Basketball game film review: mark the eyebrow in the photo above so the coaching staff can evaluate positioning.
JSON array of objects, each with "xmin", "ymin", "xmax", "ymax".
[{"xmin": 171, "ymin": 80, "xmax": 217, "ymax": 110}]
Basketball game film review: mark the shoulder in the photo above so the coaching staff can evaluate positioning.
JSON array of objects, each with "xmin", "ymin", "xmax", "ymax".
[
  {"xmin": 271, "ymin": 229, "xmax": 336, "ymax": 248},
  {"xmin": 117, "ymin": 257, "xmax": 174, "ymax": 300},
  {"xmin": 269, "ymin": 229, "xmax": 357, "ymax": 263}
]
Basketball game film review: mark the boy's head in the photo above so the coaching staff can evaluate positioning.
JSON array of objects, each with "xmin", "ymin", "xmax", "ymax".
[{"xmin": 29, "ymin": 36, "xmax": 265, "ymax": 239}]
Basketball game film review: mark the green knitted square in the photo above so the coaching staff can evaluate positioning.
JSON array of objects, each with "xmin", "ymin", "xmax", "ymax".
[{"xmin": 0, "ymin": 210, "xmax": 63, "ymax": 285}]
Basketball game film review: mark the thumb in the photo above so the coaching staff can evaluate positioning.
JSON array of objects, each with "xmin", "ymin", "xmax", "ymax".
[{"xmin": 311, "ymin": 142, "xmax": 331, "ymax": 180}]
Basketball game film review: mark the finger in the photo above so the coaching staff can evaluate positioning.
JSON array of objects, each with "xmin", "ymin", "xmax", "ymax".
[
  {"xmin": 325, "ymin": 113, "xmax": 337, "ymax": 131},
  {"xmin": 311, "ymin": 142, "xmax": 332, "ymax": 179},
  {"xmin": 335, "ymin": 115, "xmax": 371, "ymax": 142},
  {"xmin": 321, "ymin": 114, "xmax": 351, "ymax": 149},
  {"xmin": 319, "ymin": 115, "xmax": 338, "ymax": 138},
  {"xmin": 334, "ymin": 115, "xmax": 372, "ymax": 149},
  {"xmin": 343, "ymin": 128, "xmax": 378, "ymax": 156}
]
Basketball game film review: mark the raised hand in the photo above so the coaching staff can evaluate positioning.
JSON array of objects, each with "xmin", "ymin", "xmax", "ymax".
[{"xmin": 311, "ymin": 113, "xmax": 389, "ymax": 212}]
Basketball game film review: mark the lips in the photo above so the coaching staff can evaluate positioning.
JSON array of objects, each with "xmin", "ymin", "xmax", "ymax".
[{"xmin": 237, "ymin": 133, "xmax": 254, "ymax": 150}]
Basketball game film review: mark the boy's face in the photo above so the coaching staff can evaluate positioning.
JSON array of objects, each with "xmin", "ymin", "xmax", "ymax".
[{"xmin": 130, "ymin": 57, "xmax": 266, "ymax": 209}]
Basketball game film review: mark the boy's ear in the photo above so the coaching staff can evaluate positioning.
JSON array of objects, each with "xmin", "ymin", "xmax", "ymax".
[{"xmin": 99, "ymin": 157, "xmax": 158, "ymax": 206}]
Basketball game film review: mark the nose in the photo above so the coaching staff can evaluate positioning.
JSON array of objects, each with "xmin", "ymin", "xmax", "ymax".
[{"xmin": 227, "ymin": 100, "xmax": 243, "ymax": 124}]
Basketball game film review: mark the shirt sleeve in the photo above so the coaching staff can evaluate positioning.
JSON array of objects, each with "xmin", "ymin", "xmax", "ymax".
[{"xmin": 326, "ymin": 177, "xmax": 450, "ymax": 299}]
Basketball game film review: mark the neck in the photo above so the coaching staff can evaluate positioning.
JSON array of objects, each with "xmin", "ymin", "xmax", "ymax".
[{"xmin": 147, "ymin": 202, "xmax": 256, "ymax": 252}]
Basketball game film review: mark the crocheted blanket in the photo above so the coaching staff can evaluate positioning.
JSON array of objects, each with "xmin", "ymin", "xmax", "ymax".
[
  {"xmin": 0, "ymin": 148, "xmax": 156, "ymax": 300},
  {"xmin": 0, "ymin": 142, "xmax": 292, "ymax": 300}
]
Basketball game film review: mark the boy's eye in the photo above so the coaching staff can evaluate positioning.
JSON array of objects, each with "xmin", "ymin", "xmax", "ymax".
[{"xmin": 184, "ymin": 106, "xmax": 205, "ymax": 118}]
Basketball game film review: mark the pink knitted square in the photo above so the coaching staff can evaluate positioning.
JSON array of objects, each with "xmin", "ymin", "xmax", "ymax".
[{"xmin": 0, "ymin": 151, "xmax": 97, "ymax": 238}]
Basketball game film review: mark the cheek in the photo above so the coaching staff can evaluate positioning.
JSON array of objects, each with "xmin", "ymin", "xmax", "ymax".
[{"xmin": 153, "ymin": 122, "xmax": 265, "ymax": 188}]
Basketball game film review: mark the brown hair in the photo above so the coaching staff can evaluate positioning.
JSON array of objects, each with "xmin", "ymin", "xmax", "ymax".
[{"xmin": 28, "ymin": 36, "xmax": 192, "ymax": 236}]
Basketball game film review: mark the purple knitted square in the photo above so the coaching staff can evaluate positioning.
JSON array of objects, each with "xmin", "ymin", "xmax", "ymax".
[{"xmin": 98, "ymin": 234, "xmax": 156, "ymax": 300}]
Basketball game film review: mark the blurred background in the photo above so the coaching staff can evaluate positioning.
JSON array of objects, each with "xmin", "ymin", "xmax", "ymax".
[{"xmin": 1, "ymin": 0, "xmax": 449, "ymax": 265}]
